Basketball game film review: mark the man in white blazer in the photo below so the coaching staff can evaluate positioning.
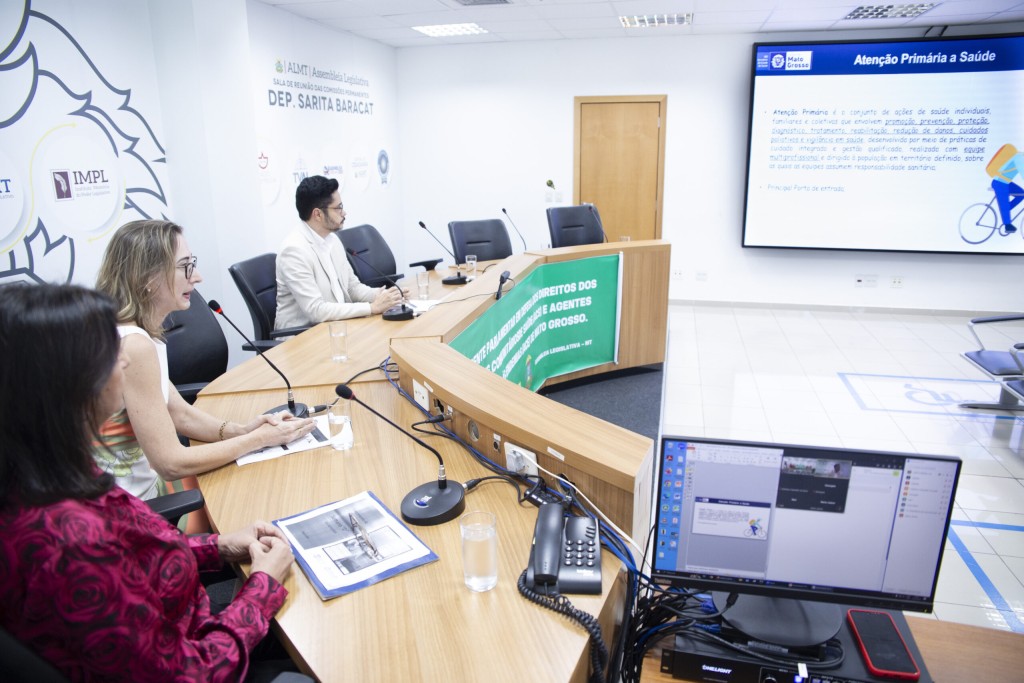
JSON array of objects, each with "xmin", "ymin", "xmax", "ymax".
[{"xmin": 275, "ymin": 175, "xmax": 405, "ymax": 330}]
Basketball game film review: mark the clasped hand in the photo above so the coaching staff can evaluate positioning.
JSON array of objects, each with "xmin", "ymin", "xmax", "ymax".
[{"xmin": 217, "ymin": 520, "xmax": 294, "ymax": 583}]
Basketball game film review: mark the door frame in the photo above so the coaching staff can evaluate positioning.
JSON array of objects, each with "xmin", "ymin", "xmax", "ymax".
[{"xmin": 573, "ymin": 94, "xmax": 667, "ymax": 239}]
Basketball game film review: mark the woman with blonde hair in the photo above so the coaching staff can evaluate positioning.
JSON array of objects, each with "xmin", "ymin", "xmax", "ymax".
[{"xmin": 94, "ymin": 220, "xmax": 314, "ymax": 506}]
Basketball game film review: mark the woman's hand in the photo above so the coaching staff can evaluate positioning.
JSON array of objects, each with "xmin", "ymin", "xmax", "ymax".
[
  {"xmin": 252, "ymin": 412, "xmax": 316, "ymax": 447},
  {"xmin": 250, "ymin": 536, "xmax": 294, "ymax": 584},
  {"xmin": 217, "ymin": 520, "xmax": 286, "ymax": 563}
]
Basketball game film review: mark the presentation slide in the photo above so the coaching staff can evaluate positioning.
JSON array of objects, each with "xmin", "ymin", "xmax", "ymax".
[{"xmin": 743, "ymin": 34, "xmax": 1024, "ymax": 255}]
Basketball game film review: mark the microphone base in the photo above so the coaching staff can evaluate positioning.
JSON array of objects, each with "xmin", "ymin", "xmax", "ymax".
[
  {"xmin": 264, "ymin": 402, "xmax": 309, "ymax": 418},
  {"xmin": 383, "ymin": 304, "xmax": 415, "ymax": 321},
  {"xmin": 442, "ymin": 274, "xmax": 467, "ymax": 286},
  {"xmin": 401, "ymin": 480, "xmax": 467, "ymax": 526}
]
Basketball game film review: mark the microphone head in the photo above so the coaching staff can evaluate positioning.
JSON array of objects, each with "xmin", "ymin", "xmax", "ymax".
[
  {"xmin": 418, "ymin": 221, "xmax": 426, "ymax": 229},
  {"xmin": 208, "ymin": 299, "xmax": 222, "ymax": 313},
  {"xmin": 335, "ymin": 384, "xmax": 354, "ymax": 400},
  {"xmin": 502, "ymin": 207, "xmax": 508, "ymax": 214}
]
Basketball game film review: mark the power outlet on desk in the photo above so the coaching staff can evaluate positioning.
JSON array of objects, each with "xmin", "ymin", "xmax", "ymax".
[{"xmin": 505, "ymin": 443, "xmax": 538, "ymax": 478}]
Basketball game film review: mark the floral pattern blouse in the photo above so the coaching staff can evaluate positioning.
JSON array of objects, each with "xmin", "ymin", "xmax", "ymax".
[{"xmin": 0, "ymin": 485, "xmax": 287, "ymax": 682}]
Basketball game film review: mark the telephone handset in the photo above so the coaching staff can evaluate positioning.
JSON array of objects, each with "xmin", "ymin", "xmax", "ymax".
[{"xmin": 525, "ymin": 503, "xmax": 602, "ymax": 595}]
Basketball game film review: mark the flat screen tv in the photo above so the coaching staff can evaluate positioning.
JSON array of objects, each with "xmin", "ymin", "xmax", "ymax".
[
  {"xmin": 651, "ymin": 436, "xmax": 961, "ymax": 644},
  {"xmin": 742, "ymin": 33, "xmax": 1024, "ymax": 255}
]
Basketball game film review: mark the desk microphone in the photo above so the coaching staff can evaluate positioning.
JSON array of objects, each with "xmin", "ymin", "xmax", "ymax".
[
  {"xmin": 346, "ymin": 249, "xmax": 414, "ymax": 321},
  {"xmin": 419, "ymin": 221, "xmax": 467, "ymax": 285},
  {"xmin": 495, "ymin": 270, "xmax": 511, "ymax": 300},
  {"xmin": 335, "ymin": 383, "xmax": 465, "ymax": 526},
  {"xmin": 501, "ymin": 208, "xmax": 528, "ymax": 251},
  {"xmin": 207, "ymin": 300, "xmax": 308, "ymax": 418}
]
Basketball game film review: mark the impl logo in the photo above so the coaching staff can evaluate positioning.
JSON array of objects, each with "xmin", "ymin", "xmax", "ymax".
[
  {"xmin": 52, "ymin": 171, "xmax": 72, "ymax": 200},
  {"xmin": 258, "ymin": 151, "xmax": 269, "ymax": 170}
]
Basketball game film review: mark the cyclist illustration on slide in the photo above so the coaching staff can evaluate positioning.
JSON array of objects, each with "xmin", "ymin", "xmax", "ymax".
[
  {"xmin": 959, "ymin": 143, "xmax": 1024, "ymax": 244},
  {"xmin": 744, "ymin": 518, "xmax": 767, "ymax": 538}
]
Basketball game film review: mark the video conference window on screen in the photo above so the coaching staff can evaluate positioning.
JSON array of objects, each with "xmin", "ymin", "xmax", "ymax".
[{"xmin": 653, "ymin": 438, "xmax": 959, "ymax": 606}]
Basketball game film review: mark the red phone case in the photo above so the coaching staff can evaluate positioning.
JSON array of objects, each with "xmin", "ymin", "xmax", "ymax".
[{"xmin": 847, "ymin": 609, "xmax": 921, "ymax": 681}]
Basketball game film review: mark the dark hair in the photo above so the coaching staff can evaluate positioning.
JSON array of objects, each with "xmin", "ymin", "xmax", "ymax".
[
  {"xmin": 0, "ymin": 284, "xmax": 119, "ymax": 508},
  {"xmin": 295, "ymin": 175, "xmax": 339, "ymax": 221}
]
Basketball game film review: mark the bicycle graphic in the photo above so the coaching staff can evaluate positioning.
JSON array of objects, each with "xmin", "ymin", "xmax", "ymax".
[
  {"xmin": 959, "ymin": 188, "xmax": 1024, "ymax": 244},
  {"xmin": 744, "ymin": 519, "xmax": 767, "ymax": 538}
]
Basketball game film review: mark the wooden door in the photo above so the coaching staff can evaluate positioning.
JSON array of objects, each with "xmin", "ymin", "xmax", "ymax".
[{"xmin": 574, "ymin": 96, "xmax": 666, "ymax": 241}]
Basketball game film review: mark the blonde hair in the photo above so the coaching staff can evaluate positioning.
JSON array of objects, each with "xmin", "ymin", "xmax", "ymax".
[{"xmin": 96, "ymin": 220, "xmax": 183, "ymax": 337}]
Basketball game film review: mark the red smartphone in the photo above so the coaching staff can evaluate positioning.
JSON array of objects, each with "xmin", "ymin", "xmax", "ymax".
[{"xmin": 847, "ymin": 609, "xmax": 921, "ymax": 681}]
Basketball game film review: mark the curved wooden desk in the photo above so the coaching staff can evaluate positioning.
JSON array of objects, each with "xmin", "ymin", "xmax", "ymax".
[{"xmin": 196, "ymin": 242, "xmax": 671, "ymax": 682}]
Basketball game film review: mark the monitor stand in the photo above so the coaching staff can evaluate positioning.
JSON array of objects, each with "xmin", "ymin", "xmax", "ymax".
[{"xmin": 712, "ymin": 592, "xmax": 844, "ymax": 648}]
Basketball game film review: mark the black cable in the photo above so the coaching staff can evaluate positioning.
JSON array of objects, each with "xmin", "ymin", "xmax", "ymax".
[
  {"xmin": 516, "ymin": 570, "xmax": 608, "ymax": 683},
  {"xmin": 464, "ymin": 475, "xmax": 523, "ymax": 502},
  {"xmin": 309, "ymin": 362, "xmax": 391, "ymax": 412}
]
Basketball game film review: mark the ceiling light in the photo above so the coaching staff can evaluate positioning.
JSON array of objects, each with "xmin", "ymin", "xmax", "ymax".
[
  {"xmin": 412, "ymin": 23, "xmax": 489, "ymax": 38},
  {"xmin": 844, "ymin": 4, "xmax": 937, "ymax": 20},
  {"xmin": 619, "ymin": 14, "xmax": 693, "ymax": 29}
]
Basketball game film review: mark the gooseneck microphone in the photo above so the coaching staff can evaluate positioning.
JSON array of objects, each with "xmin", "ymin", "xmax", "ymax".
[
  {"xmin": 346, "ymin": 249, "xmax": 414, "ymax": 321},
  {"xmin": 501, "ymin": 208, "xmax": 528, "ymax": 251},
  {"xmin": 208, "ymin": 300, "xmax": 308, "ymax": 418},
  {"xmin": 335, "ymin": 383, "xmax": 465, "ymax": 525},
  {"xmin": 495, "ymin": 270, "xmax": 511, "ymax": 300},
  {"xmin": 419, "ymin": 221, "xmax": 467, "ymax": 286}
]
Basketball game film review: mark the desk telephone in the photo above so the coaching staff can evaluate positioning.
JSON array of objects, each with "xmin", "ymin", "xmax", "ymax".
[{"xmin": 525, "ymin": 503, "xmax": 602, "ymax": 594}]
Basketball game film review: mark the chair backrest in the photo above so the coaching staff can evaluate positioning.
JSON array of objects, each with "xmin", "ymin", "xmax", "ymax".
[
  {"xmin": 228, "ymin": 253, "xmax": 278, "ymax": 341},
  {"xmin": 447, "ymin": 219, "xmax": 513, "ymax": 264},
  {"xmin": 0, "ymin": 626, "xmax": 68, "ymax": 683},
  {"xmin": 545, "ymin": 204, "xmax": 606, "ymax": 248},
  {"xmin": 162, "ymin": 289, "xmax": 228, "ymax": 403},
  {"xmin": 336, "ymin": 224, "xmax": 403, "ymax": 288}
]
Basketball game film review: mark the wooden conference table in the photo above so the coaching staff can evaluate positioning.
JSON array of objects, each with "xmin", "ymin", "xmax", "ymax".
[
  {"xmin": 196, "ymin": 242, "xmax": 1024, "ymax": 682},
  {"xmin": 196, "ymin": 242, "xmax": 670, "ymax": 682}
]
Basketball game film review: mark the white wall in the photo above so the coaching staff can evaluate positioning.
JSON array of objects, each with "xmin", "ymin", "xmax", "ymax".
[
  {"xmin": 396, "ymin": 27, "xmax": 1024, "ymax": 313},
  {"xmin": 148, "ymin": 0, "xmax": 402, "ymax": 365}
]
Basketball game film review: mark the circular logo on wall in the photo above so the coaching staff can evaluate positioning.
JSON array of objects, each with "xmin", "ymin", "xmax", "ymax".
[
  {"xmin": 256, "ymin": 139, "xmax": 282, "ymax": 206},
  {"xmin": 32, "ymin": 125, "xmax": 123, "ymax": 242},
  {"xmin": 0, "ymin": 148, "xmax": 27, "ymax": 252},
  {"xmin": 349, "ymin": 149, "xmax": 371, "ymax": 192},
  {"xmin": 377, "ymin": 149, "xmax": 390, "ymax": 185}
]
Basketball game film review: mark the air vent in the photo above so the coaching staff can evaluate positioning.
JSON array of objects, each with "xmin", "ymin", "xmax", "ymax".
[
  {"xmin": 452, "ymin": 0, "xmax": 511, "ymax": 6},
  {"xmin": 844, "ymin": 4, "xmax": 937, "ymax": 20}
]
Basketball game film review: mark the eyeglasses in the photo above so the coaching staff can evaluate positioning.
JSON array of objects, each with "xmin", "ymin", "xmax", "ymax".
[
  {"xmin": 321, "ymin": 203, "xmax": 344, "ymax": 214},
  {"xmin": 177, "ymin": 256, "xmax": 197, "ymax": 279}
]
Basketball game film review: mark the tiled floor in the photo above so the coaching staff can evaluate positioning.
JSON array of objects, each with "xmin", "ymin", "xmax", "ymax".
[{"xmin": 660, "ymin": 302, "xmax": 1024, "ymax": 633}]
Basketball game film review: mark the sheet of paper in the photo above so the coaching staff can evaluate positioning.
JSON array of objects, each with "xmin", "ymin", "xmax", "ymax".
[{"xmin": 236, "ymin": 414, "xmax": 344, "ymax": 466}]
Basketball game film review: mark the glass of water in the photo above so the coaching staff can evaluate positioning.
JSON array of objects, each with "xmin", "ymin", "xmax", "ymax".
[
  {"xmin": 465, "ymin": 254, "xmax": 477, "ymax": 280},
  {"xmin": 459, "ymin": 510, "xmax": 497, "ymax": 592},
  {"xmin": 327, "ymin": 402, "xmax": 353, "ymax": 451}
]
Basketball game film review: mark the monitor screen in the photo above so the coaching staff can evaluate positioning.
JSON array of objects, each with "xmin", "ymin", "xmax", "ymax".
[
  {"xmin": 742, "ymin": 33, "xmax": 1024, "ymax": 255},
  {"xmin": 651, "ymin": 436, "xmax": 961, "ymax": 613}
]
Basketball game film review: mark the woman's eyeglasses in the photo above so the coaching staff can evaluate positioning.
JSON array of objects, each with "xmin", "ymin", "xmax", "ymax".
[{"xmin": 177, "ymin": 256, "xmax": 197, "ymax": 279}]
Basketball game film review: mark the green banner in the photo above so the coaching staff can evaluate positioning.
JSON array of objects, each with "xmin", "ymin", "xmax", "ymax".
[{"xmin": 449, "ymin": 255, "xmax": 621, "ymax": 391}]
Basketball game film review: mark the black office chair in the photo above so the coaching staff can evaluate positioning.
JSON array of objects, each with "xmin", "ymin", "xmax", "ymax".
[
  {"xmin": 959, "ymin": 314, "xmax": 1024, "ymax": 411},
  {"xmin": 163, "ymin": 289, "xmax": 228, "ymax": 404},
  {"xmin": 545, "ymin": 204, "xmax": 606, "ymax": 248},
  {"xmin": 337, "ymin": 224, "xmax": 404, "ymax": 287},
  {"xmin": 447, "ymin": 219, "xmax": 513, "ymax": 264},
  {"xmin": 228, "ymin": 253, "xmax": 310, "ymax": 352}
]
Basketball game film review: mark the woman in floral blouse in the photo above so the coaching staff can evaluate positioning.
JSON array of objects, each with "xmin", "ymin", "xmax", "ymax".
[{"xmin": 0, "ymin": 283, "xmax": 295, "ymax": 682}]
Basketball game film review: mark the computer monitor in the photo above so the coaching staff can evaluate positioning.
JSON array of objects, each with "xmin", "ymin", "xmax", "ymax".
[{"xmin": 651, "ymin": 436, "xmax": 961, "ymax": 645}]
